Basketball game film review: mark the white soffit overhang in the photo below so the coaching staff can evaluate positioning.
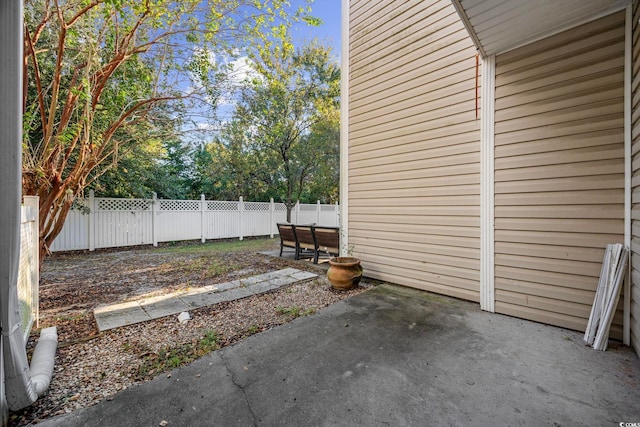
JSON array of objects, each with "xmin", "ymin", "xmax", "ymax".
[{"xmin": 451, "ymin": 0, "xmax": 631, "ymax": 57}]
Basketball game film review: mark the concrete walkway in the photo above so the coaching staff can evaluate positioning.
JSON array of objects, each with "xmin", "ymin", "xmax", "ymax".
[
  {"xmin": 44, "ymin": 284, "xmax": 640, "ymax": 426},
  {"xmin": 94, "ymin": 268, "xmax": 317, "ymax": 331}
]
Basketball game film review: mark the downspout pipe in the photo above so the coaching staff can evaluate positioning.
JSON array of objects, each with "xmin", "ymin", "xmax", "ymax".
[{"xmin": 28, "ymin": 328, "xmax": 58, "ymax": 397}]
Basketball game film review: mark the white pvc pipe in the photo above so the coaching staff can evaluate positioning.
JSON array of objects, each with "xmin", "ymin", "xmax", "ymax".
[{"xmin": 29, "ymin": 327, "xmax": 58, "ymax": 396}]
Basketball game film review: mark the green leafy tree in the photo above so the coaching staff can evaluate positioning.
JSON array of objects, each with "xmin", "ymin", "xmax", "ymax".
[
  {"xmin": 22, "ymin": 0, "xmax": 314, "ymax": 259},
  {"xmin": 215, "ymin": 41, "xmax": 340, "ymax": 221}
]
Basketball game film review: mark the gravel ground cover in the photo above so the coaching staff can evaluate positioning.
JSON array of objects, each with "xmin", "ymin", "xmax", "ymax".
[{"xmin": 9, "ymin": 238, "xmax": 373, "ymax": 426}]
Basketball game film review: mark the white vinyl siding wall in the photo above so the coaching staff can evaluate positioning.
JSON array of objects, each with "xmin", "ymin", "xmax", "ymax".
[
  {"xmin": 348, "ymin": 0, "xmax": 481, "ymax": 301},
  {"xmin": 494, "ymin": 12, "xmax": 626, "ymax": 337},
  {"xmin": 630, "ymin": 0, "xmax": 640, "ymax": 356}
]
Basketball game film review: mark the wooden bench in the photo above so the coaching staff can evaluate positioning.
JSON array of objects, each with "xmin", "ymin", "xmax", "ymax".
[
  {"xmin": 277, "ymin": 223, "xmax": 340, "ymax": 264},
  {"xmin": 294, "ymin": 225, "xmax": 316, "ymax": 260},
  {"xmin": 276, "ymin": 223, "xmax": 297, "ymax": 257},
  {"xmin": 311, "ymin": 225, "xmax": 340, "ymax": 263}
]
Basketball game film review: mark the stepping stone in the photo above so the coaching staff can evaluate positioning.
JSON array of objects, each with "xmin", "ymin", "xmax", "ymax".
[{"xmin": 93, "ymin": 268, "xmax": 318, "ymax": 332}]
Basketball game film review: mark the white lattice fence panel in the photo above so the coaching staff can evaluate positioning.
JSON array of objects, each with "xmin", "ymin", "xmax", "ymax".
[
  {"xmin": 207, "ymin": 201, "xmax": 239, "ymax": 211},
  {"xmin": 159, "ymin": 200, "xmax": 200, "ymax": 211},
  {"xmin": 97, "ymin": 198, "xmax": 150, "ymax": 211}
]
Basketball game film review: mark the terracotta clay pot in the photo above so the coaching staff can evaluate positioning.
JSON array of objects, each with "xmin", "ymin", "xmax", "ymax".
[{"xmin": 327, "ymin": 257, "xmax": 363, "ymax": 290}]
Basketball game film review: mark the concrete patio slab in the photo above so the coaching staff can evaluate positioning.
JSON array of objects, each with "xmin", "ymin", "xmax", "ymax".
[
  {"xmin": 45, "ymin": 284, "xmax": 640, "ymax": 427},
  {"xmin": 93, "ymin": 268, "xmax": 318, "ymax": 332}
]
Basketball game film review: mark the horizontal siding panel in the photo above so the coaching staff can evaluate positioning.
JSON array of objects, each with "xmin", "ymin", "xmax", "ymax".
[
  {"xmin": 496, "ymin": 289, "xmax": 592, "ymax": 319},
  {"xmin": 495, "ymin": 190, "xmax": 622, "ymax": 206},
  {"xmin": 495, "ymin": 130, "xmax": 622, "ymax": 157},
  {"xmin": 495, "ymin": 145, "xmax": 623, "ymax": 170},
  {"xmin": 495, "ymin": 218, "xmax": 622, "ymax": 234},
  {"xmin": 349, "ymin": 213, "xmax": 478, "ymax": 228},
  {"xmin": 495, "ymin": 175, "xmax": 623, "ymax": 193},
  {"xmin": 351, "ymin": 25, "xmax": 469, "ymax": 88},
  {"xmin": 350, "ymin": 163, "xmax": 480, "ymax": 184},
  {"xmin": 495, "ymin": 230, "xmax": 622, "ymax": 248},
  {"xmin": 495, "ymin": 265, "xmax": 598, "ymax": 292},
  {"xmin": 351, "ymin": 38, "xmax": 473, "ymax": 102},
  {"xmin": 350, "ymin": 205, "xmax": 479, "ymax": 216},
  {"xmin": 363, "ymin": 268, "xmax": 480, "ymax": 302},
  {"xmin": 494, "ymin": 116, "xmax": 622, "ymax": 146},
  {"xmin": 351, "ymin": 151, "xmax": 479, "ymax": 177},
  {"xmin": 351, "ymin": 3, "xmax": 457, "ymax": 67},
  {"xmin": 495, "ymin": 242, "xmax": 606, "ymax": 263},
  {"xmin": 496, "ymin": 56, "xmax": 623, "ymax": 100},
  {"xmin": 361, "ymin": 252, "xmax": 479, "ymax": 282},
  {"xmin": 349, "ymin": 174, "xmax": 479, "ymax": 193},
  {"xmin": 351, "ymin": 141, "xmax": 479, "ymax": 168},
  {"xmin": 351, "ymin": 68, "xmax": 476, "ymax": 119},
  {"xmin": 349, "ymin": 119, "xmax": 479, "ymax": 150},
  {"xmin": 351, "ymin": 229, "xmax": 479, "ymax": 249},
  {"xmin": 495, "ymin": 279, "xmax": 596, "ymax": 306},
  {"xmin": 495, "ymin": 100, "xmax": 623, "ymax": 135},
  {"xmin": 496, "ymin": 43, "xmax": 624, "ymax": 91},
  {"xmin": 351, "ymin": 97, "xmax": 477, "ymax": 140},
  {"xmin": 495, "ymin": 19, "xmax": 625, "ymax": 74},
  {"xmin": 350, "ymin": 237, "xmax": 479, "ymax": 261},
  {"xmin": 349, "ymin": 222, "xmax": 481, "ymax": 239},
  {"xmin": 495, "ymin": 205, "xmax": 623, "ymax": 219},
  {"xmin": 495, "ymin": 86, "xmax": 622, "ymax": 124},
  {"xmin": 494, "ymin": 159, "xmax": 623, "ymax": 182},
  {"xmin": 495, "ymin": 253, "xmax": 602, "ymax": 277},
  {"xmin": 351, "ymin": 1, "xmax": 448, "ymax": 58},
  {"xmin": 350, "ymin": 184, "xmax": 478, "ymax": 200},
  {"xmin": 350, "ymin": 194, "xmax": 479, "ymax": 207},
  {"xmin": 351, "ymin": 71, "xmax": 477, "ymax": 126},
  {"xmin": 497, "ymin": 71, "xmax": 624, "ymax": 111},
  {"xmin": 494, "ymin": 302, "xmax": 589, "ymax": 332}
]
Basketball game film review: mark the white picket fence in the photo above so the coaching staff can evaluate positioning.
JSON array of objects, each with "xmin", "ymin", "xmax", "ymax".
[
  {"xmin": 19, "ymin": 196, "xmax": 39, "ymax": 342},
  {"xmin": 50, "ymin": 192, "xmax": 340, "ymax": 252}
]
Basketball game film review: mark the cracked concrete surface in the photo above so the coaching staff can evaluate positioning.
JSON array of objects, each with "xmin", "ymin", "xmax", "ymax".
[{"xmin": 40, "ymin": 284, "xmax": 640, "ymax": 426}]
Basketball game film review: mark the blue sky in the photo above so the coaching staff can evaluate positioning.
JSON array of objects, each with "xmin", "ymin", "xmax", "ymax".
[{"xmin": 291, "ymin": 0, "xmax": 341, "ymax": 56}]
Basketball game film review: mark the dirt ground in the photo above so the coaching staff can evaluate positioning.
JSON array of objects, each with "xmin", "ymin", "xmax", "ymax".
[{"xmin": 9, "ymin": 238, "xmax": 372, "ymax": 426}]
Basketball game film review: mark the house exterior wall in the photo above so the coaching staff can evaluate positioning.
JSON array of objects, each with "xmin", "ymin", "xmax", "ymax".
[
  {"xmin": 631, "ymin": 0, "xmax": 640, "ymax": 356},
  {"xmin": 493, "ymin": 12, "xmax": 626, "ymax": 337},
  {"xmin": 348, "ymin": 0, "xmax": 481, "ymax": 301}
]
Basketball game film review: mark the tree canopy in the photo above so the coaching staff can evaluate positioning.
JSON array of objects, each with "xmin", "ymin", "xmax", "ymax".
[{"xmin": 22, "ymin": 0, "xmax": 318, "ymax": 258}]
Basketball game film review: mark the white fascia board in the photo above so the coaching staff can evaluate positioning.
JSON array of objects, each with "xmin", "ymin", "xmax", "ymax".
[
  {"xmin": 623, "ymin": 4, "xmax": 632, "ymax": 346},
  {"xmin": 480, "ymin": 55, "xmax": 495, "ymax": 312},
  {"xmin": 340, "ymin": 0, "xmax": 349, "ymax": 254}
]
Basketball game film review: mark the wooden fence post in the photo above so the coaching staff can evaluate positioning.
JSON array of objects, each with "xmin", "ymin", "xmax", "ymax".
[
  {"xmin": 335, "ymin": 202, "xmax": 340, "ymax": 227},
  {"xmin": 270, "ymin": 198, "xmax": 275, "ymax": 238},
  {"xmin": 89, "ymin": 190, "xmax": 95, "ymax": 251},
  {"xmin": 152, "ymin": 192, "xmax": 158, "ymax": 247},
  {"xmin": 201, "ymin": 194, "xmax": 206, "ymax": 243},
  {"xmin": 239, "ymin": 196, "xmax": 244, "ymax": 241}
]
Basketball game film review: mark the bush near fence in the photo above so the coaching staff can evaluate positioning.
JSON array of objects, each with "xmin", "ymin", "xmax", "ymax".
[{"xmin": 50, "ymin": 191, "xmax": 340, "ymax": 252}]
